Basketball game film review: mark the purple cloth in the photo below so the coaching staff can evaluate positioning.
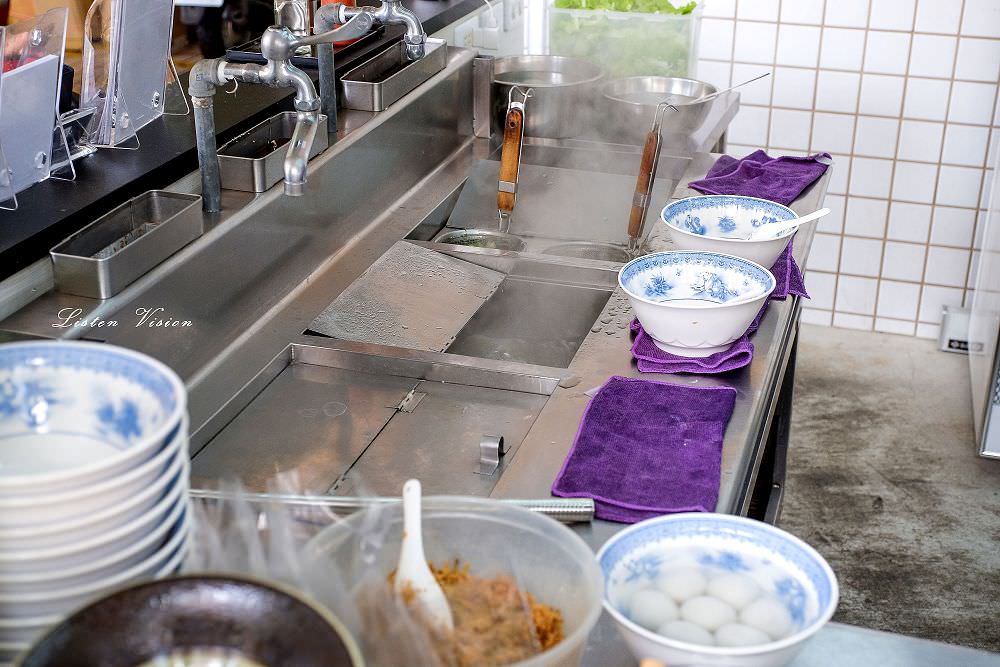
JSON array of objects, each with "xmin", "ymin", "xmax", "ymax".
[
  {"xmin": 551, "ymin": 376, "xmax": 738, "ymax": 523},
  {"xmin": 688, "ymin": 150, "xmax": 832, "ymax": 206},
  {"xmin": 629, "ymin": 242, "xmax": 809, "ymax": 374},
  {"xmin": 630, "ymin": 320, "xmax": 754, "ymax": 374}
]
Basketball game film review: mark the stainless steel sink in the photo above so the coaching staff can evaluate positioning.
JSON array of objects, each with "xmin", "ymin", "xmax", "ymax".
[{"xmin": 412, "ymin": 137, "xmax": 692, "ymax": 255}]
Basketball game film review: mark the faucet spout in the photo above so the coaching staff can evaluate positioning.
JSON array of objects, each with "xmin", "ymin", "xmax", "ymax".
[
  {"xmin": 283, "ymin": 110, "xmax": 320, "ymax": 196},
  {"xmin": 339, "ymin": 0, "xmax": 426, "ymax": 60}
]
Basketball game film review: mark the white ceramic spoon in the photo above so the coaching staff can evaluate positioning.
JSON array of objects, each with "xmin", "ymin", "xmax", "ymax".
[
  {"xmin": 744, "ymin": 207, "xmax": 831, "ymax": 240},
  {"xmin": 394, "ymin": 479, "xmax": 454, "ymax": 632}
]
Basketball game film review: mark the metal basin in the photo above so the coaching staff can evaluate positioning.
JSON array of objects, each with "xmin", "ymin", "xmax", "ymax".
[
  {"xmin": 50, "ymin": 191, "xmax": 204, "ymax": 300},
  {"xmin": 340, "ymin": 38, "xmax": 447, "ymax": 111},
  {"xmin": 434, "ymin": 228, "xmax": 526, "ymax": 251},
  {"xmin": 542, "ymin": 241, "xmax": 631, "ymax": 263},
  {"xmin": 219, "ymin": 112, "xmax": 330, "ymax": 192},
  {"xmin": 603, "ymin": 76, "xmax": 717, "ymax": 144},
  {"xmin": 493, "ymin": 55, "xmax": 603, "ymax": 139}
]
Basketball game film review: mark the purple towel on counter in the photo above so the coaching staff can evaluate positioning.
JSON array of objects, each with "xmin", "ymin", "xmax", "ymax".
[
  {"xmin": 688, "ymin": 150, "xmax": 832, "ymax": 206},
  {"xmin": 551, "ymin": 376, "xmax": 738, "ymax": 523},
  {"xmin": 629, "ymin": 242, "xmax": 809, "ymax": 374},
  {"xmin": 630, "ymin": 320, "xmax": 754, "ymax": 374}
]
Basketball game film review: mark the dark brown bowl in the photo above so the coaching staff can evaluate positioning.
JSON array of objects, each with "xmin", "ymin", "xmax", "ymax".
[{"xmin": 17, "ymin": 575, "xmax": 363, "ymax": 667}]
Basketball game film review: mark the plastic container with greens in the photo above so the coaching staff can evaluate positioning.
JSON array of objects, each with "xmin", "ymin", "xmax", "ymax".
[{"xmin": 547, "ymin": 0, "xmax": 701, "ymax": 79}]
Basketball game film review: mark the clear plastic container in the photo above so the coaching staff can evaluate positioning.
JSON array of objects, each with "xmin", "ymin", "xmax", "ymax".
[
  {"xmin": 546, "ymin": 2, "xmax": 702, "ymax": 79},
  {"xmin": 306, "ymin": 496, "xmax": 604, "ymax": 667}
]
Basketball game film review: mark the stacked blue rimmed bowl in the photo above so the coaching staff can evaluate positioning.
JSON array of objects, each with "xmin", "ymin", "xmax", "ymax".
[{"xmin": 0, "ymin": 341, "xmax": 189, "ymax": 663}]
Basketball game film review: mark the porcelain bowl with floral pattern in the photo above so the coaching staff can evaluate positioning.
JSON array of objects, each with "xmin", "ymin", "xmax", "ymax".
[
  {"xmin": 596, "ymin": 513, "xmax": 838, "ymax": 667},
  {"xmin": 618, "ymin": 251, "xmax": 775, "ymax": 357},
  {"xmin": 0, "ymin": 341, "xmax": 186, "ymax": 495},
  {"xmin": 662, "ymin": 195, "xmax": 798, "ymax": 269}
]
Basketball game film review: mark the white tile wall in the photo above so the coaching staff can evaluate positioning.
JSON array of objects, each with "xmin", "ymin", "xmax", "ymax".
[
  {"xmin": 776, "ymin": 25, "xmax": 820, "ymax": 67},
  {"xmin": 840, "ymin": 237, "xmax": 884, "ymax": 276},
  {"xmin": 955, "ymin": 38, "xmax": 1000, "ymax": 81},
  {"xmin": 942, "ymin": 124, "xmax": 989, "ymax": 167},
  {"xmin": 769, "ymin": 109, "xmax": 812, "ymax": 150},
  {"xmin": 815, "ymin": 71, "xmax": 861, "ymax": 113},
  {"xmin": 771, "ymin": 67, "xmax": 816, "ymax": 109},
  {"xmin": 811, "ymin": 114, "xmax": 855, "ymax": 154},
  {"xmin": 820, "ymin": 28, "xmax": 865, "ymax": 70},
  {"xmin": 949, "ymin": 82, "xmax": 997, "ymax": 125},
  {"xmin": 854, "ymin": 116, "xmax": 899, "ymax": 158},
  {"xmin": 915, "ymin": 0, "xmax": 961, "ymax": 34},
  {"xmin": 869, "ymin": 0, "xmax": 914, "ymax": 31},
  {"xmin": 882, "ymin": 241, "xmax": 926, "ymax": 281},
  {"xmin": 864, "ymin": 32, "xmax": 911, "ymax": 75},
  {"xmin": 930, "ymin": 206, "xmax": 976, "ymax": 247},
  {"xmin": 961, "ymin": 0, "xmax": 1000, "ymax": 39},
  {"xmin": 892, "ymin": 162, "xmax": 938, "ymax": 203},
  {"xmin": 837, "ymin": 275, "xmax": 879, "ymax": 314},
  {"xmin": 886, "ymin": 202, "xmax": 932, "ymax": 243},
  {"xmin": 850, "ymin": 157, "xmax": 893, "ymax": 198},
  {"xmin": 859, "ymin": 74, "xmax": 904, "ymax": 116},
  {"xmin": 781, "ymin": 0, "xmax": 823, "ymax": 24},
  {"xmin": 699, "ymin": 0, "xmax": 1000, "ymax": 337},
  {"xmin": 903, "ymin": 78, "xmax": 951, "ymax": 121},
  {"xmin": 825, "ymin": 0, "xmax": 869, "ymax": 28},
  {"xmin": 844, "ymin": 197, "xmax": 888, "ymax": 237},
  {"xmin": 908, "ymin": 35, "xmax": 956, "ymax": 79},
  {"xmin": 897, "ymin": 120, "xmax": 943, "ymax": 163}
]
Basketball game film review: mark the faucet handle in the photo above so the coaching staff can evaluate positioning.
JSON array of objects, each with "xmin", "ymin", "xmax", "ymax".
[{"xmin": 293, "ymin": 10, "xmax": 375, "ymax": 48}]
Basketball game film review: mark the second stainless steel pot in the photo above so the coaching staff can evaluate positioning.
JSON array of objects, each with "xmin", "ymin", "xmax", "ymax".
[
  {"xmin": 603, "ymin": 76, "xmax": 717, "ymax": 144},
  {"xmin": 493, "ymin": 55, "xmax": 604, "ymax": 139}
]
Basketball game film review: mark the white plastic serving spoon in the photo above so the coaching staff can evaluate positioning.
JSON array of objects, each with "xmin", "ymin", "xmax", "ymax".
[
  {"xmin": 394, "ymin": 479, "xmax": 454, "ymax": 632},
  {"xmin": 744, "ymin": 207, "xmax": 831, "ymax": 240}
]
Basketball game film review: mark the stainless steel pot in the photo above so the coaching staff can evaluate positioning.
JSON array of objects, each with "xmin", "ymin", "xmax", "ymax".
[
  {"xmin": 493, "ymin": 55, "xmax": 604, "ymax": 139},
  {"xmin": 603, "ymin": 76, "xmax": 717, "ymax": 144}
]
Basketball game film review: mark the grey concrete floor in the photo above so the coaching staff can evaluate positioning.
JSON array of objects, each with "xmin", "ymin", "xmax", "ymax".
[{"xmin": 778, "ymin": 324, "xmax": 1000, "ymax": 653}]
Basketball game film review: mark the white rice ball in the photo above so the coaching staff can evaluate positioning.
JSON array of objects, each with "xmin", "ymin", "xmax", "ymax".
[
  {"xmin": 657, "ymin": 620, "xmax": 715, "ymax": 646},
  {"xmin": 707, "ymin": 573, "xmax": 762, "ymax": 610},
  {"xmin": 628, "ymin": 588, "xmax": 678, "ymax": 631},
  {"xmin": 680, "ymin": 596, "xmax": 736, "ymax": 631},
  {"xmin": 715, "ymin": 622, "xmax": 772, "ymax": 647},
  {"xmin": 740, "ymin": 597, "xmax": 793, "ymax": 640},
  {"xmin": 657, "ymin": 567, "xmax": 708, "ymax": 602}
]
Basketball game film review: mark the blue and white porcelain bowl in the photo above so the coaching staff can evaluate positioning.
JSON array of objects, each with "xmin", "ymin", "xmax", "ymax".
[
  {"xmin": 619, "ymin": 251, "xmax": 775, "ymax": 357},
  {"xmin": 663, "ymin": 195, "xmax": 799, "ymax": 269},
  {"xmin": 597, "ymin": 514, "xmax": 838, "ymax": 667},
  {"xmin": 0, "ymin": 341, "xmax": 186, "ymax": 495}
]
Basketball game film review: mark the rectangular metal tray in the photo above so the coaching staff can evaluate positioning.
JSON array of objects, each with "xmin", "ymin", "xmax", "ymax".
[
  {"xmin": 191, "ymin": 338, "xmax": 563, "ymax": 497},
  {"xmin": 218, "ymin": 112, "xmax": 330, "ymax": 193},
  {"xmin": 340, "ymin": 38, "xmax": 448, "ymax": 112},
  {"xmin": 51, "ymin": 191, "xmax": 203, "ymax": 299}
]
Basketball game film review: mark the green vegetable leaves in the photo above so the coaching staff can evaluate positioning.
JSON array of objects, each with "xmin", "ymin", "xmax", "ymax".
[{"xmin": 551, "ymin": 0, "xmax": 696, "ymax": 14}]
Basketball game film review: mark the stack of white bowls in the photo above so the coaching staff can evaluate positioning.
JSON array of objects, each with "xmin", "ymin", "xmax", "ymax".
[{"xmin": 0, "ymin": 341, "xmax": 190, "ymax": 663}]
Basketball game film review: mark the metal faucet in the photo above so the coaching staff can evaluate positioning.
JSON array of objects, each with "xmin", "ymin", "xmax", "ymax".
[
  {"xmin": 188, "ymin": 12, "xmax": 374, "ymax": 212},
  {"xmin": 323, "ymin": 0, "xmax": 427, "ymax": 61}
]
